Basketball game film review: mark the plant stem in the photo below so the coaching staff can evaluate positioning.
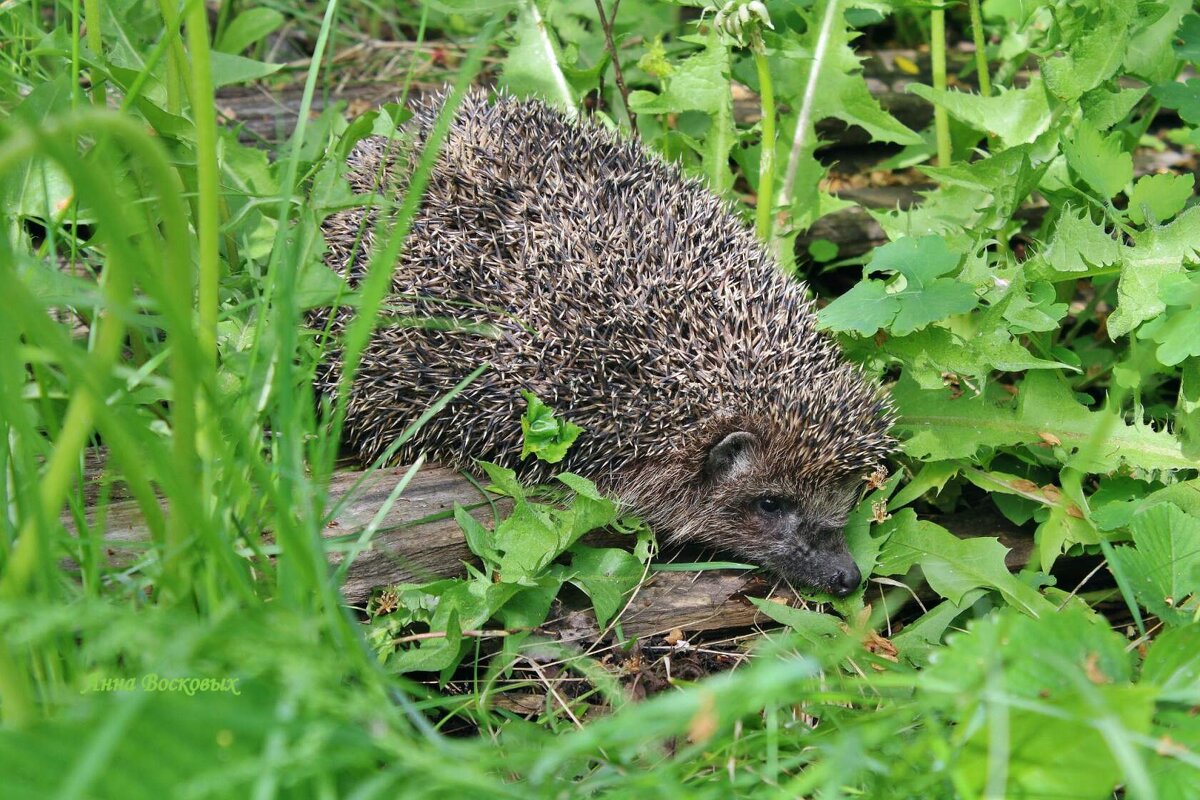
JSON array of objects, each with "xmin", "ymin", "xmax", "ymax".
[
  {"xmin": 753, "ymin": 35, "xmax": 775, "ymax": 242},
  {"xmin": 967, "ymin": 0, "xmax": 990, "ymax": 97},
  {"xmin": 82, "ymin": 0, "xmax": 106, "ymax": 105},
  {"xmin": 593, "ymin": 0, "xmax": 637, "ymax": 136},
  {"xmin": 183, "ymin": 0, "xmax": 220, "ymax": 367},
  {"xmin": 526, "ymin": 0, "xmax": 576, "ymax": 119},
  {"xmin": 930, "ymin": 6, "xmax": 951, "ymax": 167}
]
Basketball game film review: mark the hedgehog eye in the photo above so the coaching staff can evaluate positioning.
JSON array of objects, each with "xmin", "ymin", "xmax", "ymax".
[{"xmin": 754, "ymin": 496, "xmax": 785, "ymax": 515}]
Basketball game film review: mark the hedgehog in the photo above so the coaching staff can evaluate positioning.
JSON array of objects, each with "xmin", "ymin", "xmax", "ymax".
[{"xmin": 316, "ymin": 90, "xmax": 896, "ymax": 597}]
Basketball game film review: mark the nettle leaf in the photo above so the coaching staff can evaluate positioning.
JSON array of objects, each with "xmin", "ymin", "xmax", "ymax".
[
  {"xmin": 1063, "ymin": 120, "xmax": 1133, "ymax": 199},
  {"xmin": 818, "ymin": 236, "xmax": 975, "ymax": 336},
  {"xmin": 1137, "ymin": 273, "xmax": 1200, "ymax": 366},
  {"xmin": 1128, "ymin": 172, "xmax": 1195, "ymax": 226},
  {"xmin": 1107, "ymin": 504, "xmax": 1200, "ymax": 626},
  {"xmin": 893, "ymin": 370, "xmax": 1194, "ymax": 472},
  {"xmin": 1108, "ymin": 205, "xmax": 1200, "ymax": 338},
  {"xmin": 1041, "ymin": 0, "xmax": 1136, "ymax": 102},
  {"xmin": 520, "ymin": 391, "xmax": 583, "ymax": 464},
  {"xmin": 882, "ymin": 327, "xmax": 1071, "ymax": 388},
  {"xmin": 568, "ymin": 546, "xmax": 643, "ymax": 626},
  {"xmin": 908, "ymin": 78, "xmax": 1051, "ymax": 148},
  {"xmin": 1041, "ymin": 205, "xmax": 1121, "ymax": 273},
  {"xmin": 875, "ymin": 510, "xmax": 1053, "ymax": 616},
  {"xmin": 1151, "ymin": 77, "xmax": 1200, "ymax": 126}
]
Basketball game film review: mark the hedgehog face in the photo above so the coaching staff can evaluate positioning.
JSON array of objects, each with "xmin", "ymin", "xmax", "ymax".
[{"xmin": 698, "ymin": 430, "xmax": 865, "ymax": 597}]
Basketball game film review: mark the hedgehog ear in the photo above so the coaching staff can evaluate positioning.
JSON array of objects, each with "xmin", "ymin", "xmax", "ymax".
[{"xmin": 704, "ymin": 431, "xmax": 757, "ymax": 483}]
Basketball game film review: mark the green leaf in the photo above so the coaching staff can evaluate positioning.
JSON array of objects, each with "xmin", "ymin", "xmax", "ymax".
[
  {"xmin": 1175, "ymin": 13, "xmax": 1200, "ymax": 63},
  {"xmin": 1142, "ymin": 624, "xmax": 1200, "ymax": 704},
  {"xmin": 1042, "ymin": 205, "xmax": 1121, "ymax": 273},
  {"xmin": 876, "ymin": 510, "xmax": 1053, "ymax": 616},
  {"xmin": 1151, "ymin": 78, "xmax": 1200, "ymax": 125},
  {"xmin": 1127, "ymin": 172, "xmax": 1195, "ymax": 226},
  {"xmin": 214, "ymin": 8, "xmax": 284, "ymax": 54},
  {"xmin": 908, "ymin": 79, "xmax": 1051, "ymax": 148},
  {"xmin": 500, "ymin": 3, "xmax": 578, "ymax": 113},
  {"xmin": 629, "ymin": 30, "xmax": 735, "ymax": 192},
  {"xmin": 494, "ymin": 500, "xmax": 561, "ymax": 583},
  {"xmin": 1108, "ymin": 205, "xmax": 1200, "ymax": 338},
  {"xmin": 1137, "ymin": 273, "xmax": 1200, "ymax": 366},
  {"xmin": 818, "ymin": 236, "xmax": 975, "ymax": 336},
  {"xmin": 1041, "ymin": 0, "xmax": 1136, "ymax": 102},
  {"xmin": 893, "ymin": 370, "xmax": 1195, "ymax": 473},
  {"xmin": 1083, "ymin": 85, "xmax": 1149, "ymax": 129},
  {"xmin": 568, "ymin": 546, "xmax": 643, "ymax": 626},
  {"xmin": 746, "ymin": 598, "xmax": 845, "ymax": 647},
  {"xmin": 208, "ymin": 51, "xmax": 283, "ymax": 88},
  {"xmin": 455, "ymin": 504, "xmax": 499, "ymax": 567},
  {"xmin": 1063, "ymin": 120, "xmax": 1133, "ymax": 199},
  {"xmin": 520, "ymin": 391, "xmax": 583, "ymax": 464},
  {"xmin": 1107, "ymin": 504, "xmax": 1200, "ymax": 626}
]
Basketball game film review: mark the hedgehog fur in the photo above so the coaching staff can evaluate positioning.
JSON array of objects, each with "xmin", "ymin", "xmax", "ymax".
[{"xmin": 316, "ymin": 90, "xmax": 896, "ymax": 597}]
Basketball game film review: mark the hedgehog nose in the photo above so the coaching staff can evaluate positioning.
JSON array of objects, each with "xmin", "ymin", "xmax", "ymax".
[{"xmin": 830, "ymin": 564, "xmax": 862, "ymax": 597}]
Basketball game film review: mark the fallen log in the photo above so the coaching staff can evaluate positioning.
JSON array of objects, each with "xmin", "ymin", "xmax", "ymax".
[{"xmin": 64, "ymin": 458, "xmax": 1051, "ymax": 642}]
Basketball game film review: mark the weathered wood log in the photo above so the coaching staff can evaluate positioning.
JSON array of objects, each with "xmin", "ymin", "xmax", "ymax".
[{"xmin": 64, "ymin": 459, "xmax": 1044, "ymax": 641}]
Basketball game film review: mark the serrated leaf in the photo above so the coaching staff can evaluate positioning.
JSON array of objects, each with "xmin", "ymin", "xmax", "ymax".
[
  {"xmin": 1127, "ymin": 172, "xmax": 1194, "ymax": 226},
  {"xmin": 1108, "ymin": 205, "xmax": 1200, "ymax": 338},
  {"xmin": 908, "ymin": 79, "xmax": 1051, "ymax": 148},
  {"xmin": 1107, "ymin": 504, "xmax": 1200, "ymax": 626},
  {"xmin": 876, "ymin": 510, "xmax": 1053, "ymax": 616},
  {"xmin": 1083, "ymin": 85, "xmax": 1149, "ymax": 129},
  {"xmin": 1063, "ymin": 121, "xmax": 1133, "ymax": 199},
  {"xmin": 1041, "ymin": 0, "xmax": 1136, "ymax": 102},
  {"xmin": 568, "ymin": 546, "xmax": 643, "ymax": 626},
  {"xmin": 893, "ymin": 370, "xmax": 1194, "ymax": 472},
  {"xmin": 1043, "ymin": 205, "xmax": 1121, "ymax": 272}
]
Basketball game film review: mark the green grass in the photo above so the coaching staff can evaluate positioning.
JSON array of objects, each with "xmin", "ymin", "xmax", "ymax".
[{"xmin": 1, "ymin": 0, "xmax": 1199, "ymax": 797}]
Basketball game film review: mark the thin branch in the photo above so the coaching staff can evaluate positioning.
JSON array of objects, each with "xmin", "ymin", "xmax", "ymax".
[{"xmin": 593, "ymin": 0, "xmax": 638, "ymax": 136}]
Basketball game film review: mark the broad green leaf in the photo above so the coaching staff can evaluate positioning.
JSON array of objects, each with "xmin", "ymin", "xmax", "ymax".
[
  {"xmin": 500, "ymin": 3, "xmax": 578, "ymax": 113},
  {"xmin": 1042, "ymin": 205, "xmax": 1121, "ymax": 273},
  {"xmin": 1151, "ymin": 78, "xmax": 1200, "ymax": 125},
  {"xmin": 1063, "ymin": 120, "xmax": 1133, "ymax": 199},
  {"xmin": 1041, "ymin": 0, "xmax": 1136, "ymax": 102},
  {"xmin": 818, "ymin": 236, "xmax": 975, "ymax": 336},
  {"xmin": 1141, "ymin": 624, "xmax": 1200, "ymax": 704},
  {"xmin": 214, "ymin": 8, "xmax": 284, "ymax": 54},
  {"xmin": 875, "ymin": 510, "xmax": 1053, "ymax": 616},
  {"xmin": 908, "ymin": 79, "xmax": 1051, "ymax": 148},
  {"xmin": 1108, "ymin": 205, "xmax": 1200, "ymax": 337},
  {"xmin": 1127, "ymin": 173, "xmax": 1194, "ymax": 226},
  {"xmin": 568, "ymin": 546, "xmax": 643, "ymax": 626},
  {"xmin": 456, "ymin": 504, "xmax": 499, "ymax": 566},
  {"xmin": 893, "ymin": 370, "xmax": 1194, "ymax": 472},
  {"xmin": 1106, "ymin": 504, "xmax": 1200, "ymax": 626},
  {"xmin": 1125, "ymin": 0, "xmax": 1193, "ymax": 84},
  {"xmin": 1083, "ymin": 85, "xmax": 1148, "ymax": 129},
  {"xmin": 494, "ymin": 500, "xmax": 561, "ymax": 583},
  {"xmin": 209, "ymin": 51, "xmax": 283, "ymax": 88},
  {"xmin": 1137, "ymin": 273, "xmax": 1200, "ymax": 366},
  {"xmin": 1175, "ymin": 13, "xmax": 1200, "ymax": 62},
  {"xmin": 882, "ymin": 328, "xmax": 1073, "ymax": 387},
  {"xmin": 747, "ymin": 598, "xmax": 845, "ymax": 647}
]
